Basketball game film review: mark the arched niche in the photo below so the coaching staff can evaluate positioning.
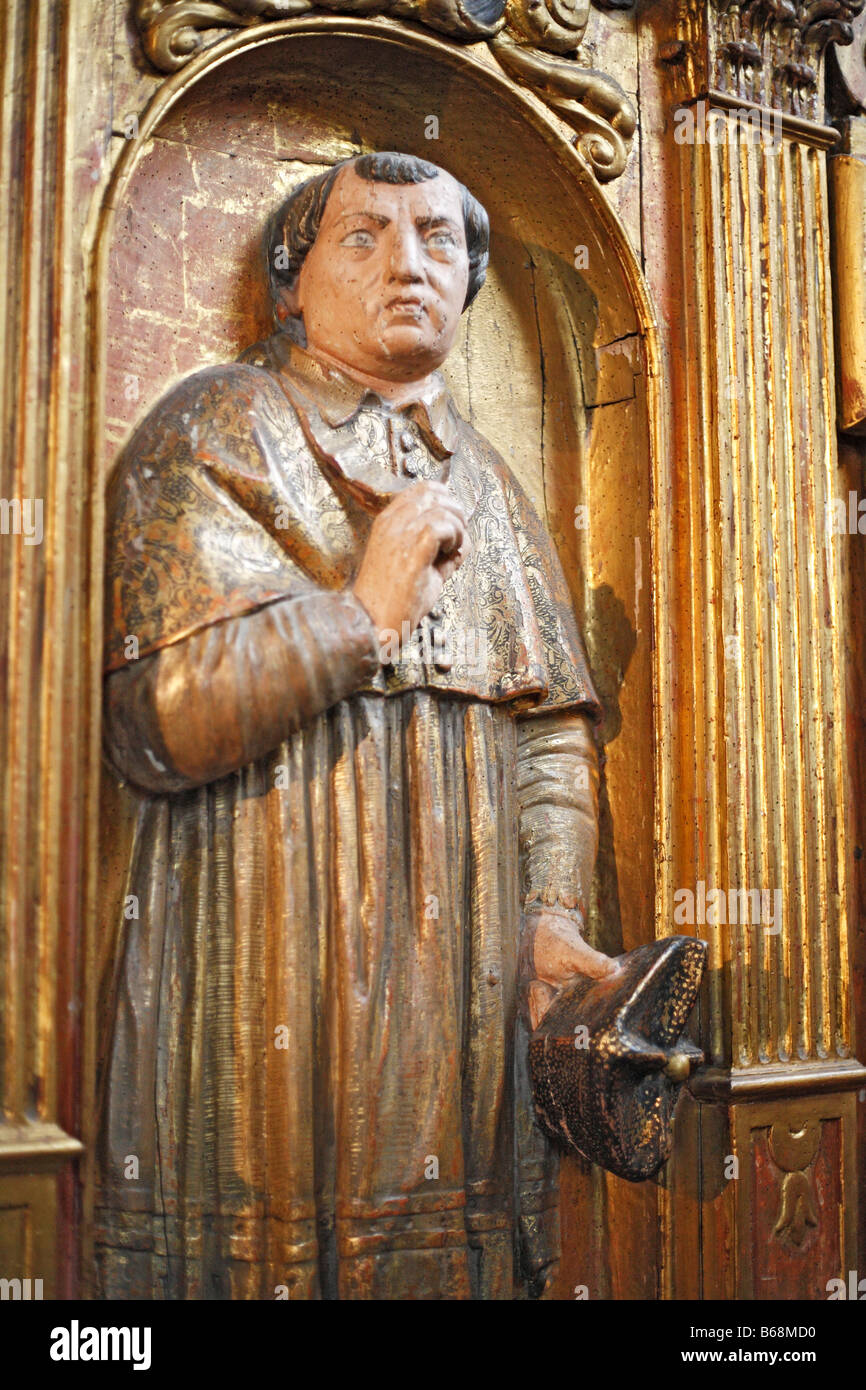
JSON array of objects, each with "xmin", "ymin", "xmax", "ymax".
[{"xmin": 88, "ymin": 16, "xmax": 660, "ymax": 1296}]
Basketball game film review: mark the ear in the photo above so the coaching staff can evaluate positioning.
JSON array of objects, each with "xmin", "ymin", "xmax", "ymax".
[{"xmin": 275, "ymin": 282, "xmax": 301, "ymax": 323}]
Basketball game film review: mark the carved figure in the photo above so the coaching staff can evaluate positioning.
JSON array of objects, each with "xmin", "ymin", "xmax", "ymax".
[{"xmin": 96, "ymin": 151, "xmax": 701, "ymax": 1300}]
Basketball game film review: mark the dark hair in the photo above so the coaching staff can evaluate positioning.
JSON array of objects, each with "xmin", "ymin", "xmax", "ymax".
[{"xmin": 264, "ymin": 151, "xmax": 489, "ymax": 318}]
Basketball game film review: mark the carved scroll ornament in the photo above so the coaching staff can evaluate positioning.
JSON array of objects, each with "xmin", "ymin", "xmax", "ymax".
[{"xmin": 134, "ymin": 0, "xmax": 637, "ymax": 182}]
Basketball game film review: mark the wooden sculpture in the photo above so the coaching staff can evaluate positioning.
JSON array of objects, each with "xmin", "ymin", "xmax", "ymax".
[{"xmin": 96, "ymin": 151, "xmax": 702, "ymax": 1301}]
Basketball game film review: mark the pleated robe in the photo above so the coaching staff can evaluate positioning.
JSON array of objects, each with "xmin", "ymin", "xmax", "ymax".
[{"xmin": 94, "ymin": 335, "xmax": 601, "ymax": 1300}]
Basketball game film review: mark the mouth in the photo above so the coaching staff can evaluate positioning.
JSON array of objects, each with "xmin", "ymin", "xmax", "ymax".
[{"xmin": 384, "ymin": 295, "xmax": 428, "ymax": 316}]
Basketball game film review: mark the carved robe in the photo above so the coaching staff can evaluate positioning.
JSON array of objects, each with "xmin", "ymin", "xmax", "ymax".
[{"xmin": 95, "ymin": 334, "xmax": 601, "ymax": 1300}]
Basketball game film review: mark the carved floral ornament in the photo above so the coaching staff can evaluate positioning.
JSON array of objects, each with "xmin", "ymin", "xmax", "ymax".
[
  {"xmin": 768, "ymin": 1120, "xmax": 821, "ymax": 1249},
  {"xmin": 134, "ymin": 0, "xmax": 637, "ymax": 181}
]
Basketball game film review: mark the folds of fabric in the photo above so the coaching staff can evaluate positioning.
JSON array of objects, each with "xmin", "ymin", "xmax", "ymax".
[
  {"xmin": 95, "ymin": 336, "xmax": 602, "ymax": 1301},
  {"xmin": 102, "ymin": 341, "xmax": 600, "ymax": 725},
  {"xmin": 95, "ymin": 695, "xmax": 562, "ymax": 1299}
]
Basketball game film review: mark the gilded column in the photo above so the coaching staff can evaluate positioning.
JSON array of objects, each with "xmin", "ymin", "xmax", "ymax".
[
  {"xmin": 657, "ymin": 0, "xmax": 866, "ymax": 1299},
  {"xmin": 0, "ymin": 0, "xmax": 93, "ymax": 1297}
]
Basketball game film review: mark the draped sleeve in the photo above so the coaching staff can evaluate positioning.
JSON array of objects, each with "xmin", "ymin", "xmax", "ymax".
[{"xmin": 103, "ymin": 363, "xmax": 381, "ymax": 793}]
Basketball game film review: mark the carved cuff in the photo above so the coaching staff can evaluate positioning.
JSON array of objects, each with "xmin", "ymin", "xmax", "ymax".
[{"xmin": 104, "ymin": 589, "xmax": 381, "ymax": 794}]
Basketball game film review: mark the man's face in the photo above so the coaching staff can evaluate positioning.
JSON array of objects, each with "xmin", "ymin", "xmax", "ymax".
[{"xmin": 294, "ymin": 164, "xmax": 471, "ymax": 382}]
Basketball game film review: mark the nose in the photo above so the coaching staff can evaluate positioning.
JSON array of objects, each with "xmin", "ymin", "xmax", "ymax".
[{"xmin": 388, "ymin": 223, "xmax": 423, "ymax": 281}]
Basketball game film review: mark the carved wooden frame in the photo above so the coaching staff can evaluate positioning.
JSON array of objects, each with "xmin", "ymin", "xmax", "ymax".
[{"xmin": 4, "ymin": 0, "xmax": 864, "ymax": 1301}]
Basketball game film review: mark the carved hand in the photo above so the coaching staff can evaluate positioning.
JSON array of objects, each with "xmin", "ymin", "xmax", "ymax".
[
  {"xmin": 521, "ymin": 906, "xmax": 620, "ymax": 1032},
  {"xmin": 352, "ymin": 480, "xmax": 468, "ymax": 642}
]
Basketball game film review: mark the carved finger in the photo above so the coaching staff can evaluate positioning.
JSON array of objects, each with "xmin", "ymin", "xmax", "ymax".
[{"xmin": 528, "ymin": 979, "xmax": 557, "ymax": 1032}]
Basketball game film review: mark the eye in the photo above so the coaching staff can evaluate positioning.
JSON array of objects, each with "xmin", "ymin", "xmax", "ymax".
[
  {"xmin": 341, "ymin": 228, "xmax": 376, "ymax": 249},
  {"xmin": 427, "ymin": 230, "xmax": 457, "ymax": 250}
]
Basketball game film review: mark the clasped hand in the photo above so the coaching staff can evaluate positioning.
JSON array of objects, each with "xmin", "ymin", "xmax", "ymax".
[{"xmin": 520, "ymin": 907, "xmax": 620, "ymax": 1031}]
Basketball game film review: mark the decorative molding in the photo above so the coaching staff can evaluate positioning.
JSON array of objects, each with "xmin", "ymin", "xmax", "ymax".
[
  {"xmin": 690, "ymin": 1059, "xmax": 866, "ymax": 1101},
  {"xmin": 133, "ymin": 0, "xmax": 637, "ymax": 182},
  {"xmin": 0, "ymin": 1122, "xmax": 84, "ymax": 1176}
]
